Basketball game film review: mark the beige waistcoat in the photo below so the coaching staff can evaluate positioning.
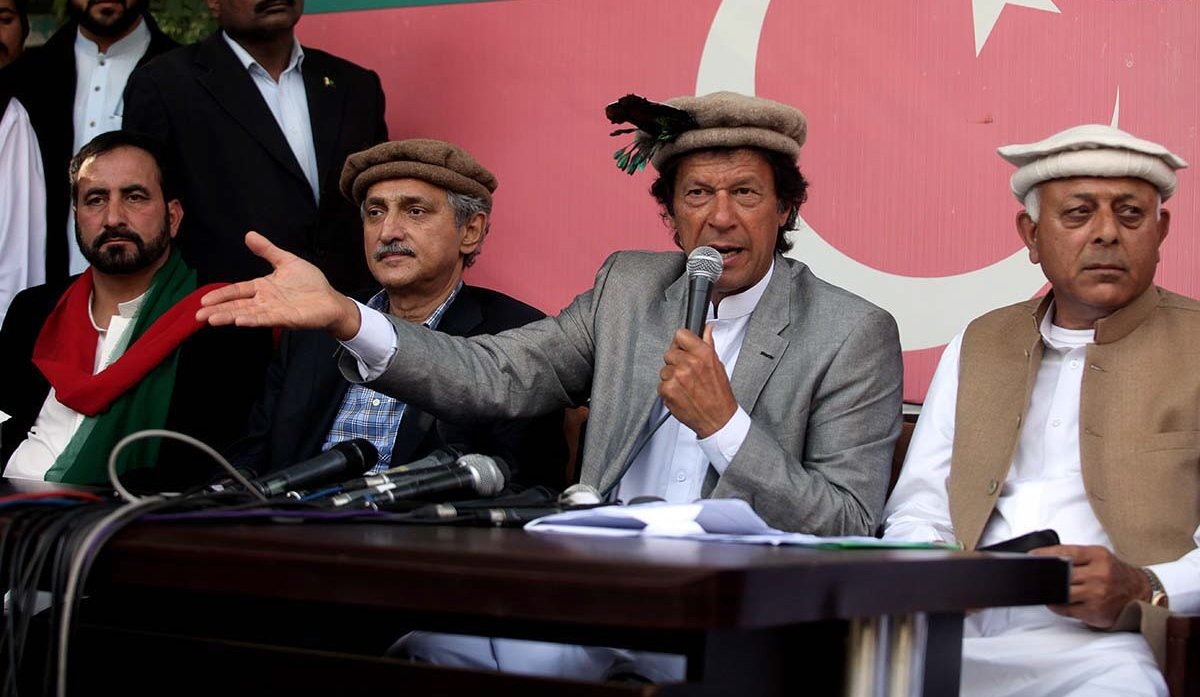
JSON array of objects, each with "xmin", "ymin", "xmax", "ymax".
[
  {"xmin": 948, "ymin": 286, "xmax": 1200, "ymax": 664},
  {"xmin": 950, "ymin": 285, "xmax": 1200, "ymax": 561}
]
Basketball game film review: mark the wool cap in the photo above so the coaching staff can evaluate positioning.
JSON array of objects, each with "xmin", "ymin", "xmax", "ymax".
[
  {"xmin": 648, "ymin": 91, "xmax": 807, "ymax": 170},
  {"xmin": 340, "ymin": 138, "xmax": 498, "ymax": 206},
  {"xmin": 999, "ymin": 124, "xmax": 1188, "ymax": 202}
]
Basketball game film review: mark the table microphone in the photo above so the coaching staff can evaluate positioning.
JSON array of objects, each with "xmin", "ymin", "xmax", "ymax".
[
  {"xmin": 684, "ymin": 246, "xmax": 723, "ymax": 336},
  {"xmin": 368, "ymin": 454, "xmax": 509, "ymax": 510},
  {"xmin": 248, "ymin": 439, "xmax": 378, "ymax": 498},
  {"xmin": 337, "ymin": 446, "xmax": 461, "ymax": 492}
]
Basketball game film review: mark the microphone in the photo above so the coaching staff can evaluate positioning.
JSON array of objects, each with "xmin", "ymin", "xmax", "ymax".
[
  {"xmin": 336, "ymin": 446, "xmax": 461, "ymax": 492},
  {"xmin": 559, "ymin": 483, "xmax": 603, "ymax": 506},
  {"xmin": 248, "ymin": 439, "xmax": 378, "ymax": 498},
  {"xmin": 684, "ymin": 246, "xmax": 724, "ymax": 335},
  {"xmin": 367, "ymin": 454, "xmax": 510, "ymax": 510}
]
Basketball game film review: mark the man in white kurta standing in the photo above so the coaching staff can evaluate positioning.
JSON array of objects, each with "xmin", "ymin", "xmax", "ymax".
[
  {"xmin": 884, "ymin": 124, "xmax": 1199, "ymax": 696},
  {"xmin": 0, "ymin": 0, "xmax": 45, "ymax": 325}
]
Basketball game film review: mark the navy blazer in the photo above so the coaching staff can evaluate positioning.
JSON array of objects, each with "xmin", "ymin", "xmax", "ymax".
[{"xmin": 227, "ymin": 285, "xmax": 569, "ymax": 491}]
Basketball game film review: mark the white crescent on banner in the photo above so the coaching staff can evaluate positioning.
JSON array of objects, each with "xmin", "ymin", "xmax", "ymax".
[{"xmin": 697, "ymin": 0, "xmax": 1048, "ymax": 350}]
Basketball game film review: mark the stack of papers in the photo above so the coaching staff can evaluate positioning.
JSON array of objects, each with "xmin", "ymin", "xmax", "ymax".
[{"xmin": 526, "ymin": 499, "xmax": 951, "ymax": 549}]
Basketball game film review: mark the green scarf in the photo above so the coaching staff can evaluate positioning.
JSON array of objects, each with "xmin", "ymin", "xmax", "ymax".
[{"xmin": 44, "ymin": 250, "xmax": 198, "ymax": 484}]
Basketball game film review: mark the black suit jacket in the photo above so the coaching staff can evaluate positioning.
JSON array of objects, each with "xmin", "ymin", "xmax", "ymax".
[
  {"xmin": 8, "ymin": 16, "xmax": 178, "ymax": 284},
  {"xmin": 228, "ymin": 285, "xmax": 569, "ymax": 490},
  {"xmin": 122, "ymin": 32, "xmax": 388, "ymax": 292},
  {"xmin": 0, "ymin": 276, "xmax": 273, "ymax": 488}
]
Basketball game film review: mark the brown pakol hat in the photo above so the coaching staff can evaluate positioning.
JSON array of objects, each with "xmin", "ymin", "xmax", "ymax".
[
  {"xmin": 339, "ymin": 138, "xmax": 498, "ymax": 206},
  {"xmin": 649, "ymin": 91, "xmax": 807, "ymax": 170}
]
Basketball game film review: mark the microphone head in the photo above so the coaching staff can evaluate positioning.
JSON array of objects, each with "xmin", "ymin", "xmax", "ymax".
[
  {"xmin": 334, "ymin": 438, "xmax": 379, "ymax": 475},
  {"xmin": 457, "ymin": 454, "xmax": 509, "ymax": 496},
  {"xmin": 559, "ymin": 483, "xmax": 603, "ymax": 506},
  {"xmin": 686, "ymin": 246, "xmax": 723, "ymax": 283}
]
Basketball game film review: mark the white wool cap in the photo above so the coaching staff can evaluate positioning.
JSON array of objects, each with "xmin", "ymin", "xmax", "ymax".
[{"xmin": 998, "ymin": 124, "xmax": 1188, "ymax": 201}]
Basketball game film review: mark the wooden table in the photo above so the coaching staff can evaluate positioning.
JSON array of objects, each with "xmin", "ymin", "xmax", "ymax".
[{"xmin": 0, "ymin": 481, "xmax": 1069, "ymax": 696}]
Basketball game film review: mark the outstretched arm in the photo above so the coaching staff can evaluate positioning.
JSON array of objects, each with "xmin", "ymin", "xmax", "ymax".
[{"xmin": 197, "ymin": 232, "xmax": 362, "ymax": 340}]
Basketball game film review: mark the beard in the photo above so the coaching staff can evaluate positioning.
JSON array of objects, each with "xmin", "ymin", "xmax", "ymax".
[
  {"xmin": 76, "ymin": 215, "xmax": 171, "ymax": 275},
  {"xmin": 67, "ymin": 0, "xmax": 144, "ymax": 38}
]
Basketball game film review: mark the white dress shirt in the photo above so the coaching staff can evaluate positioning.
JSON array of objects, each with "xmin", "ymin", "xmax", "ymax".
[
  {"xmin": 68, "ymin": 19, "xmax": 152, "ymax": 275},
  {"xmin": 884, "ymin": 303, "xmax": 1191, "ymax": 696},
  {"xmin": 222, "ymin": 33, "xmax": 320, "ymax": 203},
  {"xmin": 0, "ymin": 98, "xmax": 46, "ymax": 326},
  {"xmin": 5, "ymin": 292, "xmax": 146, "ymax": 480}
]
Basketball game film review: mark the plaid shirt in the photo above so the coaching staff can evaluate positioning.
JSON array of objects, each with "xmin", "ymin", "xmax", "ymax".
[{"xmin": 322, "ymin": 283, "xmax": 462, "ymax": 473}]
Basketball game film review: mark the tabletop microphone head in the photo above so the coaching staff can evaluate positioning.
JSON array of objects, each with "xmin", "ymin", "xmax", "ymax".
[
  {"xmin": 684, "ymin": 246, "xmax": 724, "ymax": 335},
  {"xmin": 251, "ymin": 439, "xmax": 378, "ymax": 498},
  {"xmin": 367, "ymin": 454, "xmax": 510, "ymax": 509},
  {"xmin": 559, "ymin": 483, "xmax": 603, "ymax": 506},
  {"xmin": 456, "ymin": 453, "xmax": 510, "ymax": 497}
]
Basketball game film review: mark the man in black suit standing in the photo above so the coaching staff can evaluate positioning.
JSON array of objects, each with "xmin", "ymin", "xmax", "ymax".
[
  {"xmin": 122, "ymin": 0, "xmax": 388, "ymax": 293},
  {"xmin": 8, "ymin": 0, "xmax": 177, "ymax": 284},
  {"xmin": 227, "ymin": 139, "xmax": 567, "ymax": 489}
]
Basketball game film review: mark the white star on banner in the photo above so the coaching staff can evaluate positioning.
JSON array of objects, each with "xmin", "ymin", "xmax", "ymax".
[{"xmin": 972, "ymin": 0, "xmax": 1060, "ymax": 56}]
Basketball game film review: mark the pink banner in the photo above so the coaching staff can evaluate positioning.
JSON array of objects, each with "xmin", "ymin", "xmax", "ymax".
[{"xmin": 298, "ymin": 0, "xmax": 1198, "ymax": 401}]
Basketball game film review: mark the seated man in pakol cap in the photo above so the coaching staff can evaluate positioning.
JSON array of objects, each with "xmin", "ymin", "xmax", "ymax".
[
  {"xmin": 227, "ymin": 138, "xmax": 567, "ymax": 489},
  {"xmin": 197, "ymin": 89, "xmax": 902, "ymax": 681},
  {"xmin": 884, "ymin": 124, "xmax": 1198, "ymax": 696}
]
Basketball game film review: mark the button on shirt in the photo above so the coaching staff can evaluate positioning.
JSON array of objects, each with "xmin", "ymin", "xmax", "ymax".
[
  {"xmin": 222, "ymin": 33, "xmax": 320, "ymax": 203},
  {"xmin": 5, "ymin": 292, "xmax": 147, "ymax": 480},
  {"xmin": 322, "ymin": 284, "xmax": 462, "ymax": 474},
  {"xmin": 617, "ymin": 263, "xmax": 772, "ymax": 504},
  {"xmin": 68, "ymin": 19, "xmax": 152, "ymax": 274}
]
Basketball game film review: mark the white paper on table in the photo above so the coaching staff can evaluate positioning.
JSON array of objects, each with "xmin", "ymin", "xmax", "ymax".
[{"xmin": 526, "ymin": 498, "xmax": 952, "ymax": 549}]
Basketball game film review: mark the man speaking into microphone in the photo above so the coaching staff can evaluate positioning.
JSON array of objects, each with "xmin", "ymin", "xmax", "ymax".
[{"xmin": 198, "ymin": 91, "xmax": 903, "ymax": 537}]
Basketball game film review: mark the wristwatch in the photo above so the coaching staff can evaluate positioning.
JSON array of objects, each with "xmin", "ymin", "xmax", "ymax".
[{"xmin": 1143, "ymin": 568, "xmax": 1170, "ymax": 608}]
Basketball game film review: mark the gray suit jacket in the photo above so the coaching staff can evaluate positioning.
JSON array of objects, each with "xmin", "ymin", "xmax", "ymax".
[{"xmin": 341, "ymin": 251, "xmax": 903, "ymax": 534}]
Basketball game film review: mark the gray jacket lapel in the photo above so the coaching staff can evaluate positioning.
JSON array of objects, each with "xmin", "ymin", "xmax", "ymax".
[
  {"xmin": 729, "ymin": 259, "xmax": 791, "ymax": 411},
  {"xmin": 702, "ymin": 259, "xmax": 792, "ymax": 496},
  {"xmin": 595, "ymin": 271, "xmax": 688, "ymax": 494}
]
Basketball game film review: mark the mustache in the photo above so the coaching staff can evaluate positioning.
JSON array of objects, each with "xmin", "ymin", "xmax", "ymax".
[
  {"xmin": 87, "ymin": 0, "xmax": 127, "ymax": 8},
  {"xmin": 92, "ymin": 227, "xmax": 144, "ymax": 249},
  {"xmin": 254, "ymin": 0, "xmax": 294, "ymax": 12},
  {"xmin": 374, "ymin": 242, "xmax": 415, "ymax": 261}
]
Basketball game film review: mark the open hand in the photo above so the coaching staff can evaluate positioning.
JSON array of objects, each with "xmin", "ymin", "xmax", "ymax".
[{"xmin": 195, "ymin": 232, "xmax": 362, "ymax": 340}]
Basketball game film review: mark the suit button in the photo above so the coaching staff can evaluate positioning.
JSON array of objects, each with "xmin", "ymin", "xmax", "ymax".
[{"xmin": 986, "ymin": 479, "xmax": 999, "ymax": 495}]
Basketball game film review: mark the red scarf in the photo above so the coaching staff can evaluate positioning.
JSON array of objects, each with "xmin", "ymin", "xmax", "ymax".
[{"xmin": 32, "ymin": 270, "xmax": 224, "ymax": 416}]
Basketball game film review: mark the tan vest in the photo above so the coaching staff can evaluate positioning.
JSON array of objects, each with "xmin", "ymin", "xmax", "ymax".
[{"xmin": 948, "ymin": 286, "xmax": 1200, "ymax": 566}]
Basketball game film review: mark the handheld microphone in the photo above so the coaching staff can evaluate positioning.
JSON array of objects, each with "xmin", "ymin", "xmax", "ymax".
[
  {"xmin": 684, "ymin": 246, "xmax": 723, "ymax": 335},
  {"xmin": 248, "ymin": 439, "xmax": 378, "ymax": 498},
  {"xmin": 368, "ymin": 454, "xmax": 509, "ymax": 510},
  {"xmin": 336, "ymin": 446, "xmax": 461, "ymax": 492}
]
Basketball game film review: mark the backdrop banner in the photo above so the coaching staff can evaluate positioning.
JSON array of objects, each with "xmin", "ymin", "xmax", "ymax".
[{"xmin": 298, "ymin": 0, "xmax": 1197, "ymax": 402}]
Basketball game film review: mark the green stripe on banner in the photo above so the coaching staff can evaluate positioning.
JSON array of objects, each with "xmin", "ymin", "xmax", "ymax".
[{"xmin": 307, "ymin": 0, "xmax": 498, "ymax": 13}]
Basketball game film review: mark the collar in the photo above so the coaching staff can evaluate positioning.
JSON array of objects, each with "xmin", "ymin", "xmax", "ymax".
[
  {"xmin": 1029, "ymin": 284, "xmax": 1160, "ymax": 345},
  {"xmin": 368, "ymin": 280, "xmax": 464, "ymax": 330},
  {"xmin": 222, "ymin": 31, "xmax": 305, "ymax": 77},
  {"xmin": 87, "ymin": 289, "xmax": 148, "ymax": 333},
  {"xmin": 74, "ymin": 16, "xmax": 151, "ymax": 58},
  {"xmin": 712, "ymin": 259, "xmax": 774, "ymax": 320}
]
